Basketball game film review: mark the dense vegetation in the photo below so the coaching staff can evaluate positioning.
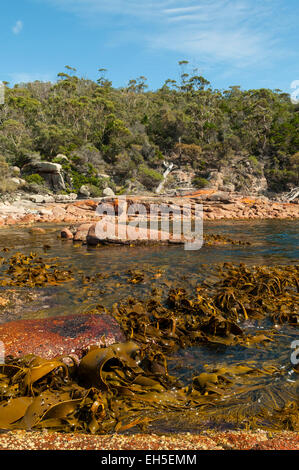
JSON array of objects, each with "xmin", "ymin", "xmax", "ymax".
[{"xmin": 0, "ymin": 63, "xmax": 298, "ymax": 194}]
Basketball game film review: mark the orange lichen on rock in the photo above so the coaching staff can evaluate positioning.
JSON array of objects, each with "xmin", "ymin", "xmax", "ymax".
[
  {"xmin": 0, "ymin": 314, "xmax": 125, "ymax": 359},
  {"xmin": 182, "ymin": 189, "xmax": 217, "ymax": 197}
]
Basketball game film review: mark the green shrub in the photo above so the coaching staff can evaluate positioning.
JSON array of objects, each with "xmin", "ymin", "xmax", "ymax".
[
  {"xmin": 249, "ymin": 156, "xmax": 259, "ymax": 166},
  {"xmin": 70, "ymin": 169, "xmax": 98, "ymax": 192},
  {"xmin": 0, "ymin": 179, "xmax": 18, "ymax": 194},
  {"xmin": 266, "ymin": 168, "xmax": 298, "ymax": 191},
  {"xmin": 0, "ymin": 156, "xmax": 10, "ymax": 178},
  {"xmin": 138, "ymin": 165, "xmax": 163, "ymax": 190},
  {"xmin": 173, "ymin": 143, "xmax": 202, "ymax": 164},
  {"xmin": 192, "ymin": 176, "xmax": 209, "ymax": 189},
  {"xmin": 24, "ymin": 173, "xmax": 45, "ymax": 185},
  {"xmin": 0, "ymin": 157, "xmax": 21, "ymax": 193},
  {"xmin": 87, "ymin": 184, "xmax": 103, "ymax": 197}
]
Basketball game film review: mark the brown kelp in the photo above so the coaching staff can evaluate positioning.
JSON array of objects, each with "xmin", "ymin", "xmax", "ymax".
[
  {"xmin": 0, "ymin": 260, "xmax": 298, "ymax": 434},
  {"xmin": 0, "ymin": 342, "xmax": 297, "ymax": 434},
  {"xmin": 213, "ymin": 263, "xmax": 299, "ymax": 325},
  {"xmin": 203, "ymin": 234, "xmax": 251, "ymax": 246},
  {"xmin": 111, "ymin": 263, "xmax": 298, "ymax": 353},
  {"xmin": 0, "ymin": 252, "xmax": 74, "ymax": 287},
  {"xmin": 111, "ymin": 295, "xmax": 255, "ymax": 352}
]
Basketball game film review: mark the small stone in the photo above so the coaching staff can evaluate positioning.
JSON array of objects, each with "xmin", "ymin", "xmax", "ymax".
[
  {"xmin": 79, "ymin": 185, "xmax": 91, "ymax": 197},
  {"xmin": 29, "ymin": 227, "xmax": 46, "ymax": 234},
  {"xmin": 103, "ymin": 187, "xmax": 115, "ymax": 197},
  {"xmin": 61, "ymin": 227, "xmax": 74, "ymax": 239},
  {"xmin": 11, "ymin": 166, "xmax": 21, "ymax": 176},
  {"xmin": 207, "ymin": 191, "xmax": 232, "ymax": 202},
  {"xmin": 54, "ymin": 194, "xmax": 77, "ymax": 203},
  {"xmin": 10, "ymin": 177, "xmax": 24, "ymax": 186},
  {"xmin": 0, "ymin": 296, "xmax": 9, "ymax": 307},
  {"xmin": 42, "ymin": 195, "xmax": 55, "ymax": 203},
  {"xmin": 29, "ymin": 194, "xmax": 45, "ymax": 204}
]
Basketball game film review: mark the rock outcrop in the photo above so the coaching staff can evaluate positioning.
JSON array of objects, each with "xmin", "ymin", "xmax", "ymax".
[
  {"xmin": 0, "ymin": 194, "xmax": 298, "ymax": 228},
  {"xmin": 102, "ymin": 187, "xmax": 115, "ymax": 197},
  {"xmin": 0, "ymin": 314, "xmax": 125, "ymax": 359},
  {"xmin": 205, "ymin": 156, "xmax": 268, "ymax": 194},
  {"xmin": 22, "ymin": 161, "xmax": 66, "ymax": 191}
]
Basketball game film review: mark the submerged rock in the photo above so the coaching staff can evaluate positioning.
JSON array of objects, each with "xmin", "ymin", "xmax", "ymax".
[
  {"xmin": 73, "ymin": 223, "xmax": 93, "ymax": 241},
  {"xmin": 60, "ymin": 227, "xmax": 73, "ymax": 239},
  {"xmin": 28, "ymin": 227, "xmax": 46, "ymax": 234},
  {"xmin": 0, "ymin": 313, "xmax": 125, "ymax": 359}
]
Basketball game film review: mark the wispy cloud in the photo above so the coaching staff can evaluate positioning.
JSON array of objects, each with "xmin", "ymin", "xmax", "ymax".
[
  {"xmin": 12, "ymin": 20, "xmax": 23, "ymax": 35},
  {"xmin": 43, "ymin": 0, "xmax": 172, "ymax": 18},
  {"xmin": 150, "ymin": 1, "xmax": 280, "ymax": 66},
  {"xmin": 40, "ymin": 0, "xmax": 287, "ymax": 67}
]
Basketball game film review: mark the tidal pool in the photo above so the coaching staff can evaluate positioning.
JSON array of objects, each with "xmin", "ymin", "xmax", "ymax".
[
  {"xmin": 0, "ymin": 219, "xmax": 297, "ymax": 317},
  {"xmin": 0, "ymin": 220, "xmax": 298, "ymax": 432}
]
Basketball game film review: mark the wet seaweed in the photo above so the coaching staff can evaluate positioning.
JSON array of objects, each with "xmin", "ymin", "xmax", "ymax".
[
  {"xmin": 0, "ymin": 258, "xmax": 298, "ymax": 434},
  {"xmin": 203, "ymin": 234, "xmax": 251, "ymax": 246},
  {"xmin": 110, "ymin": 263, "xmax": 298, "ymax": 354},
  {"xmin": 0, "ymin": 252, "xmax": 74, "ymax": 287},
  {"xmin": 0, "ymin": 343, "xmax": 297, "ymax": 434}
]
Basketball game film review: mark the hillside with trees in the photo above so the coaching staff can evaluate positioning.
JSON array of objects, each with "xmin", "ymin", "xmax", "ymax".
[{"xmin": 0, "ymin": 63, "xmax": 298, "ymax": 197}]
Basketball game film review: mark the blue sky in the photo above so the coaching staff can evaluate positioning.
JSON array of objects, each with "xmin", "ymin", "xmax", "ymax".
[{"xmin": 1, "ymin": 0, "xmax": 298, "ymax": 93}]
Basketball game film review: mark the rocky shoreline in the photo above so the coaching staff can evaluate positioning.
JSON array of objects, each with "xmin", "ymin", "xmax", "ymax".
[{"xmin": 0, "ymin": 191, "xmax": 298, "ymax": 228}]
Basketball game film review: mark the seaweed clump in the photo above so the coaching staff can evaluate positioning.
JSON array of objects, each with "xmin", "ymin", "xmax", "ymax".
[
  {"xmin": 203, "ymin": 234, "xmax": 251, "ymax": 246},
  {"xmin": 111, "ymin": 263, "xmax": 298, "ymax": 354},
  {"xmin": 214, "ymin": 263, "xmax": 298, "ymax": 325},
  {"xmin": 0, "ymin": 252, "xmax": 74, "ymax": 287},
  {"xmin": 0, "ymin": 262, "xmax": 298, "ymax": 434},
  {"xmin": 1, "ymin": 342, "xmax": 296, "ymax": 434}
]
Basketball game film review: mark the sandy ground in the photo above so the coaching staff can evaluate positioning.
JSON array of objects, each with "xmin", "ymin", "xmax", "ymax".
[{"xmin": 0, "ymin": 430, "xmax": 298, "ymax": 450}]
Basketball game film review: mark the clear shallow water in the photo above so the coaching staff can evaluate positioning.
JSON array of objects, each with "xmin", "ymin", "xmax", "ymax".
[
  {"xmin": 0, "ymin": 219, "xmax": 297, "ymax": 322},
  {"xmin": 0, "ymin": 220, "xmax": 298, "ymax": 320},
  {"xmin": 0, "ymin": 220, "xmax": 298, "ymax": 432},
  {"xmin": 0, "ymin": 219, "xmax": 297, "ymax": 364}
]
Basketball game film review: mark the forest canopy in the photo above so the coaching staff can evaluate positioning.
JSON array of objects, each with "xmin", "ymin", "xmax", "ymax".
[{"xmin": 0, "ymin": 63, "xmax": 298, "ymax": 193}]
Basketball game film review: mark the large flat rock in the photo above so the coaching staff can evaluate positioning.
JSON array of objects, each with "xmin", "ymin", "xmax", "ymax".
[
  {"xmin": 86, "ymin": 222, "xmax": 189, "ymax": 246},
  {"xmin": 0, "ymin": 314, "xmax": 125, "ymax": 359}
]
